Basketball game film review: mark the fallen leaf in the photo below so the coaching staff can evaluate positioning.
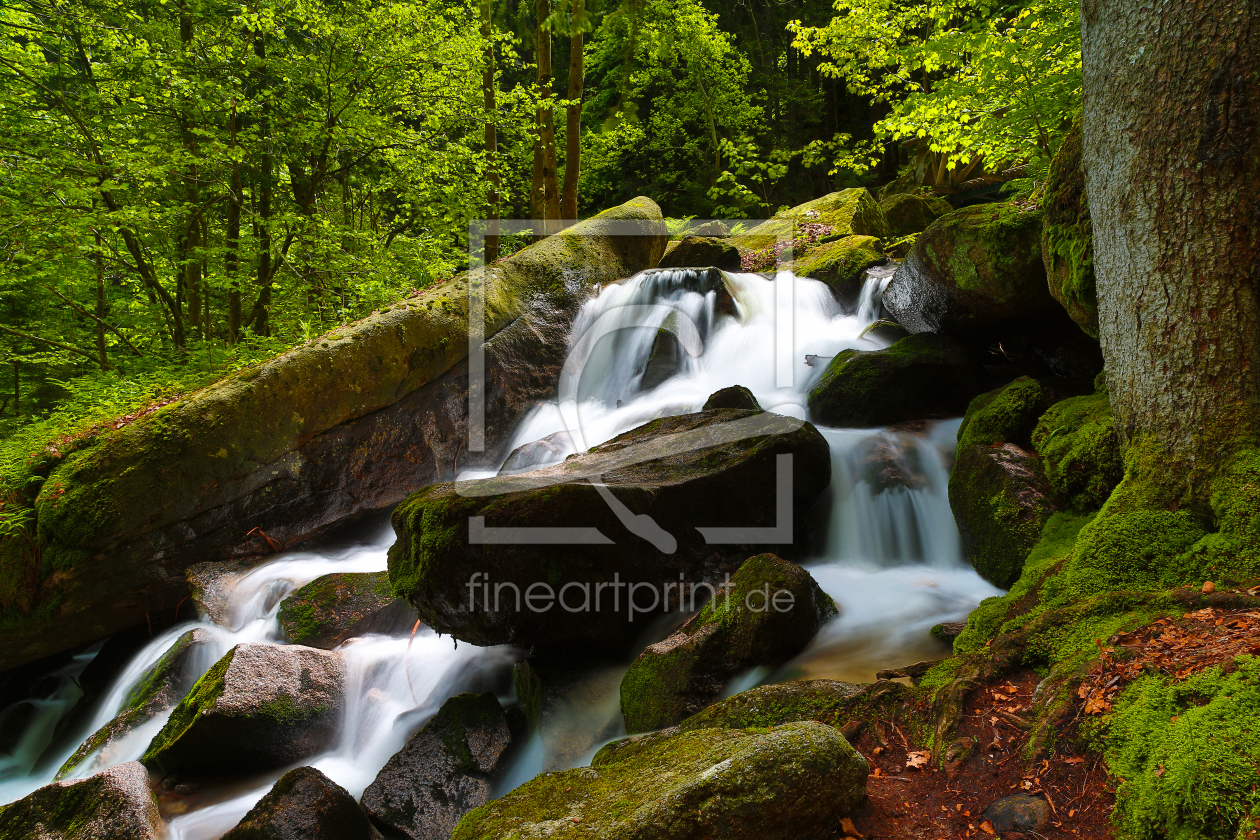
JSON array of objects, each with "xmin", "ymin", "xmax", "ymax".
[
  {"xmin": 840, "ymin": 816, "xmax": 865, "ymax": 839},
  {"xmin": 1155, "ymin": 764, "xmax": 1166, "ymax": 777},
  {"xmin": 906, "ymin": 751, "xmax": 930, "ymax": 769},
  {"xmin": 1064, "ymin": 756, "xmax": 1086, "ymax": 765},
  {"xmin": 980, "ymin": 820, "xmax": 996, "ymax": 835},
  {"xmin": 1202, "ymin": 581, "xmax": 1216, "ymax": 594}
]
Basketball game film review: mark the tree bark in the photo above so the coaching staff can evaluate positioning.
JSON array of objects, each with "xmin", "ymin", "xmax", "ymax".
[
  {"xmin": 94, "ymin": 230, "xmax": 107, "ymax": 368},
  {"xmin": 1081, "ymin": 0, "xmax": 1260, "ymax": 482},
  {"xmin": 533, "ymin": 0, "xmax": 560, "ymax": 240},
  {"xmin": 483, "ymin": 0, "xmax": 500, "ymax": 261},
  {"xmin": 249, "ymin": 33, "xmax": 273, "ymax": 336},
  {"xmin": 226, "ymin": 103, "xmax": 243, "ymax": 344},
  {"xmin": 560, "ymin": 0, "xmax": 584, "ymax": 224}
]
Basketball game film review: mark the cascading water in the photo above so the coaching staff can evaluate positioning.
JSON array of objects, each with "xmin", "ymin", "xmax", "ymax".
[{"xmin": 0, "ymin": 264, "xmax": 1000, "ymax": 836}]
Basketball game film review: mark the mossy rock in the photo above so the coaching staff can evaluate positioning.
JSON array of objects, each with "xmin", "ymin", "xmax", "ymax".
[
  {"xmin": 388, "ymin": 409, "xmax": 832, "ymax": 651},
  {"xmin": 732, "ymin": 188, "xmax": 890, "ymax": 253},
  {"xmin": 879, "ymin": 193, "xmax": 953, "ymax": 237},
  {"xmin": 701, "ymin": 385, "xmax": 760, "ymax": 412},
  {"xmin": 141, "ymin": 643, "xmax": 344, "ymax": 777},
  {"xmin": 957, "ymin": 376, "xmax": 1048, "ymax": 451},
  {"xmin": 806, "ymin": 333, "xmax": 989, "ymax": 428},
  {"xmin": 876, "ymin": 171, "xmax": 920, "ymax": 202},
  {"xmin": 1031, "ymin": 391, "xmax": 1123, "ymax": 512},
  {"xmin": 0, "ymin": 762, "xmax": 162, "ymax": 840},
  {"xmin": 451, "ymin": 721, "xmax": 868, "ymax": 840},
  {"xmin": 857, "ymin": 319, "xmax": 910, "ymax": 345},
  {"xmin": 277, "ymin": 571, "xmax": 414, "ymax": 649},
  {"xmin": 790, "ymin": 235, "xmax": 886, "ymax": 306},
  {"xmin": 221, "ymin": 766, "xmax": 382, "ymax": 840},
  {"xmin": 1041, "ymin": 118, "xmax": 1097, "ymax": 338},
  {"xmin": 620, "ymin": 554, "xmax": 838, "ymax": 733},
  {"xmin": 657, "ymin": 236, "xmax": 741, "ymax": 272},
  {"xmin": 0, "ymin": 197, "xmax": 667, "ymax": 675},
  {"xmin": 675, "ymin": 679, "xmax": 866, "ymax": 733},
  {"xmin": 882, "ymin": 203, "xmax": 1053, "ymax": 342},
  {"xmin": 57, "ymin": 628, "xmax": 214, "ymax": 780},
  {"xmin": 949, "ymin": 443, "xmax": 1058, "ymax": 588},
  {"xmin": 362, "ymin": 692, "xmax": 512, "ymax": 840}
]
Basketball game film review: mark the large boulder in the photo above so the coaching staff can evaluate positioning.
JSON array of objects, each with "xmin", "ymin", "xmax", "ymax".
[
  {"xmin": 879, "ymin": 193, "xmax": 953, "ymax": 237},
  {"xmin": 451, "ymin": 721, "xmax": 867, "ymax": 840},
  {"xmin": 656, "ymin": 236, "xmax": 742, "ymax": 272},
  {"xmin": 277, "ymin": 571, "xmax": 415, "ymax": 649},
  {"xmin": 1041, "ymin": 119, "xmax": 1097, "ymax": 337},
  {"xmin": 620, "ymin": 554, "xmax": 837, "ymax": 733},
  {"xmin": 949, "ymin": 443, "xmax": 1057, "ymax": 588},
  {"xmin": 882, "ymin": 203, "xmax": 1053, "ymax": 342},
  {"xmin": 789, "ymin": 235, "xmax": 886, "ymax": 307},
  {"xmin": 956, "ymin": 376, "xmax": 1048, "ymax": 451},
  {"xmin": 675, "ymin": 679, "xmax": 869, "ymax": 733},
  {"xmin": 58, "ymin": 628, "xmax": 215, "ymax": 779},
  {"xmin": 388, "ymin": 409, "xmax": 832, "ymax": 650},
  {"xmin": 1030, "ymin": 391, "xmax": 1123, "ymax": 512},
  {"xmin": 220, "ymin": 766, "xmax": 382, "ymax": 840},
  {"xmin": 0, "ymin": 198, "xmax": 666, "ymax": 674},
  {"xmin": 0, "ymin": 762, "xmax": 162, "ymax": 840},
  {"xmin": 732, "ymin": 188, "xmax": 889, "ymax": 253},
  {"xmin": 361, "ymin": 693, "xmax": 512, "ymax": 840},
  {"xmin": 141, "ymin": 643, "xmax": 344, "ymax": 776},
  {"xmin": 806, "ymin": 334, "xmax": 989, "ymax": 428},
  {"xmin": 701, "ymin": 385, "xmax": 760, "ymax": 412}
]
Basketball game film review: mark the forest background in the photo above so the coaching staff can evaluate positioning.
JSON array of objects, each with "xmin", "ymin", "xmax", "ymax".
[{"xmin": 0, "ymin": 0, "xmax": 1081, "ymax": 492}]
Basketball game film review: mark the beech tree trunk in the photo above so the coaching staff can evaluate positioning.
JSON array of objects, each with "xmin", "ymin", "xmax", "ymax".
[
  {"xmin": 482, "ymin": 0, "xmax": 500, "ymax": 261},
  {"xmin": 1081, "ymin": 0, "xmax": 1260, "ymax": 481},
  {"xmin": 560, "ymin": 0, "xmax": 584, "ymax": 224},
  {"xmin": 532, "ymin": 0, "xmax": 560, "ymax": 240}
]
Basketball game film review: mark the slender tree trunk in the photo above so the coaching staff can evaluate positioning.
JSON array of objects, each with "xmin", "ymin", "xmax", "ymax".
[
  {"xmin": 1081, "ymin": 0, "xmax": 1260, "ymax": 485},
  {"xmin": 535, "ymin": 0, "xmax": 560, "ymax": 237},
  {"xmin": 226, "ymin": 104, "xmax": 243, "ymax": 344},
  {"xmin": 482, "ymin": 0, "xmax": 500, "ymax": 261},
  {"xmin": 94, "ymin": 231, "xmax": 106, "ymax": 368},
  {"xmin": 178, "ymin": 1, "xmax": 203, "ymax": 340},
  {"xmin": 249, "ymin": 34, "xmax": 273, "ymax": 336},
  {"xmin": 560, "ymin": 0, "xmax": 584, "ymax": 224}
]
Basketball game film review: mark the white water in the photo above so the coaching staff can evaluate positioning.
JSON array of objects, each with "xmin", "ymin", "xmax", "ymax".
[{"xmin": 0, "ymin": 265, "xmax": 999, "ymax": 836}]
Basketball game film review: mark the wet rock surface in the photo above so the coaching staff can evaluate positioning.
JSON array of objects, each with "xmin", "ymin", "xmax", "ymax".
[
  {"xmin": 361, "ymin": 692, "xmax": 513, "ymax": 840},
  {"xmin": 451, "ymin": 721, "xmax": 868, "ymax": 840},
  {"xmin": 221, "ymin": 766, "xmax": 382, "ymax": 840},
  {"xmin": 499, "ymin": 430, "xmax": 576, "ymax": 474},
  {"xmin": 0, "ymin": 761, "xmax": 162, "ymax": 840},
  {"xmin": 514, "ymin": 656, "xmax": 625, "ymax": 771},
  {"xmin": 620, "ymin": 554, "xmax": 839, "ymax": 733},
  {"xmin": 277, "ymin": 571, "xmax": 414, "ymax": 649},
  {"xmin": 701, "ymin": 385, "xmax": 761, "ymax": 411},
  {"xmin": 807, "ymin": 334, "xmax": 989, "ymax": 428},
  {"xmin": 388, "ymin": 409, "xmax": 832, "ymax": 650},
  {"xmin": 141, "ymin": 643, "xmax": 345, "ymax": 776},
  {"xmin": 656, "ymin": 235, "xmax": 742, "ymax": 272},
  {"xmin": 854, "ymin": 432, "xmax": 929, "ymax": 492}
]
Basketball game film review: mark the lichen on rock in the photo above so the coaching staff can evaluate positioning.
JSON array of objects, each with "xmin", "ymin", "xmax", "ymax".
[
  {"xmin": 220, "ymin": 766, "xmax": 382, "ymax": 840},
  {"xmin": 277, "ymin": 571, "xmax": 415, "ymax": 649}
]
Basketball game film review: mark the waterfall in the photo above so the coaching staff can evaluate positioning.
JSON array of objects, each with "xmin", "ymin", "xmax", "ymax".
[{"xmin": 0, "ymin": 265, "xmax": 1000, "ymax": 836}]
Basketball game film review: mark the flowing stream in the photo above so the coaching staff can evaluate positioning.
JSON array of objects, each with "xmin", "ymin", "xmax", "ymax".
[{"xmin": 0, "ymin": 266, "xmax": 1000, "ymax": 836}]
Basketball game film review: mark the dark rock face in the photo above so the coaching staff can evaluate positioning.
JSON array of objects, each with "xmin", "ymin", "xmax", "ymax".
[
  {"xmin": 879, "ymin": 193, "xmax": 954, "ymax": 237},
  {"xmin": 0, "ymin": 198, "xmax": 666, "ymax": 674},
  {"xmin": 656, "ymin": 235, "xmax": 742, "ymax": 272},
  {"xmin": 807, "ymin": 334, "xmax": 989, "ymax": 428},
  {"xmin": 620, "ymin": 554, "xmax": 838, "ymax": 733},
  {"xmin": 882, "ymin": 203, "xmax": 1052, "ymax": 343},
  {"xmin": 220, "ymin": 767, "xmax": 382, "ymax": 840},
  {"xmin": 1041, "ymin": 118, "xmax": 1097, "ymax": 338},
  {"xmin": 949, "ymin": 444, "xmax": 1057, "ymax": 588},
  {"xmin": 58, "ymin": 629, "xmax": 215, "ymax": 779},
  {"xmin": 277, "ymin": 572, "xmax": 415, "ymax": 649},
  {"xmin": 451, "ymin": 722, "xmax": 868, "ymax": 840},
  {"xmin": 141, "ymin": 643, "xmax": 344, "ymax": 777},
  {"xmin": 0, "ymin": 761, "xmax": 162, "ymax": 840},
  {"xmin": 702, "ymin": 385, "xmax": 761, "ymax": 411},
  {"xmin": 388, "ymin": 409, "xmax": 832, "ymax": 650},
  {"xmin": 361, "ymin": 693, "xmax": 513, "ymax": 840},
  {"xmin": 982, "ymin": 794, "xmax": 1051, "ymax": 834}
]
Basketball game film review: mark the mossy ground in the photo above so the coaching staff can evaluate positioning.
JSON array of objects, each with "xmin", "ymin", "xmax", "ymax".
[{"xmin": 1032, "ymin": 390, "xmax": 1123, "ymax": 512}]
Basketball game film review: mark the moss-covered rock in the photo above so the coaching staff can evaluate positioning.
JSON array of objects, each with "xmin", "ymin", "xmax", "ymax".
[
  {"xmin": 857, "ymin": 319, "xmax": 910, "ymax": 345},
  {"xmin": 674, "ymin": 679, "xmax": 866, "ymax": 733},
  {"xmin": 140, "ymin": 643, "xmax": 344, "ymax": 776},
  {"xmin": 57, "ymin": 629, "xmax": 214, "ymax": 780},
  {"xmin": 388, "ymin": 409, "xmax": 832, "ymax": 650},
  {"xmin": 701, "ymin": 385, "xmax": 760, "ymax": 412},
  {"xmin": 0, "ymin": 761, "xmax": 162, "ymax": 840},
  {"xmin": 619, "ymin": 554, "xmax": 837, "ymax": 733},
  {"xmin": 451, "ymin": 721, "xmax": 867, "ymax": 840},
  {"xmin": 879, "ymin": 193, "xmax": 954, "ymax": 237},
  {"xmin": 656, "ymin": 236, "xmax": 742, "ymax": 272},
  {"xmin": 806, "ymin": 334, "xmax": 989, "ymax": 428},
  {"xmin": 1031, "ymin": 391, "xmax": 1123, "ymax": 512},
  {"xmin": 949, "ymin": 443, "xmax": 1058, "ymax": 589},
  {"xmin": 277, "ymin": 571, "xmax": 414, "ymax": 649},
  {"xmin": 221, "ymin": 766, "xmax": 382, "ymax": 840},
  {"xmin": 789, "ymin": 235, "xmax": 886, "ymax": 306},
  {"xmin": 957, "ymin": 377, "xmax": 1048, "ymax": 451},
  {"xmin": 882, "ymin": 203, "xmax": 1053, "ymax": 342},
  {"xmin": 1041, "ymin": 118, "xmax": 1097, "ymax": 338},
  {"xmin": 732, "ymin": 188, "xmax": 890, "ymax": 253},
  {"xmin": 0, "ymin": 197, "xmax": 667, "ymax": 675},
  {"xmin": 361, "ymin": 692, "xmax": 512, "ymax": 840}
]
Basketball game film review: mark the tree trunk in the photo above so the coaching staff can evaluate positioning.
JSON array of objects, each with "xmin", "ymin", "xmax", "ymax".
[
  {"xmin": 1081, "ymin": 0, "xmax": 1260, "ymax": 485},
  {"xmin": 560, "ymin": 0, "xmax": 584, "ymax": 224},
  {"xmin": 226, "ymin": 104, "xmax": 243, "ymax": 344},
  {"xmin": 534, "ymin": 0, "xmax": 560, "ymax": 239},
  {"xmin": 178, "ymin": 1, "xmax": 202, "ymax": 339},
  {"xmin": 483, "ymin": 0, "xmax": 500, "ymax": 261},
  {"xmin": 249, "ymin": 34, "xmax": 273, "ymax": 336},
  {"xmin": 94, "ymin": 231, "xmax": 106, "ymax": 368}
]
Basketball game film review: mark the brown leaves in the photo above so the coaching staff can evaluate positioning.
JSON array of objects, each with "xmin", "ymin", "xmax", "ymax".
[{"xmin": 906, "ymin": 751, "xmax": 930, "ymax": 770}]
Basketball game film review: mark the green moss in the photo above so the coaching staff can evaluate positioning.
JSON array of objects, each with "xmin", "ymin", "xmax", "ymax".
[
  {"xmin": 1063, "ymin": 510, "xmax": 1207, "ymax": 597},
  {"xmin": 919, "ymin": 203, "xmax": 1046, "ymax": 301},
  {"xmin": 1041, "ymin": 117, "xmax": 1097, "ymax": 337},
  {"xmin": 674, "ymin": 680, "xmax": 866, "ymax": 732},
  {"xmin": 879, "ymin": 192, "xmax": 953, "ymax": 237},
  {"xmin": 140, "ymin": 646, "xmax": 235, "ymax": 766},
  {"xmin": 791, "ymin": 235, "xmax": 885, "ymax": 299},
  {"xmin": 957, "ymin": 377, "xmax": 1047, "ymax": 450},
  {"xmin": 1032, "ymin": 391, "xmax": 1123, "ymax": 512},
  {"xmin": 1093, "ymin": 658, "xmax": 1260, "ymax": 840},
  {"xmin": 277, "ymin": 571, "xmax": 397, "ymax": 647},
  {"xmin": 732, "ymin": 189, "xmax": 889, "ymax": 253}
]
